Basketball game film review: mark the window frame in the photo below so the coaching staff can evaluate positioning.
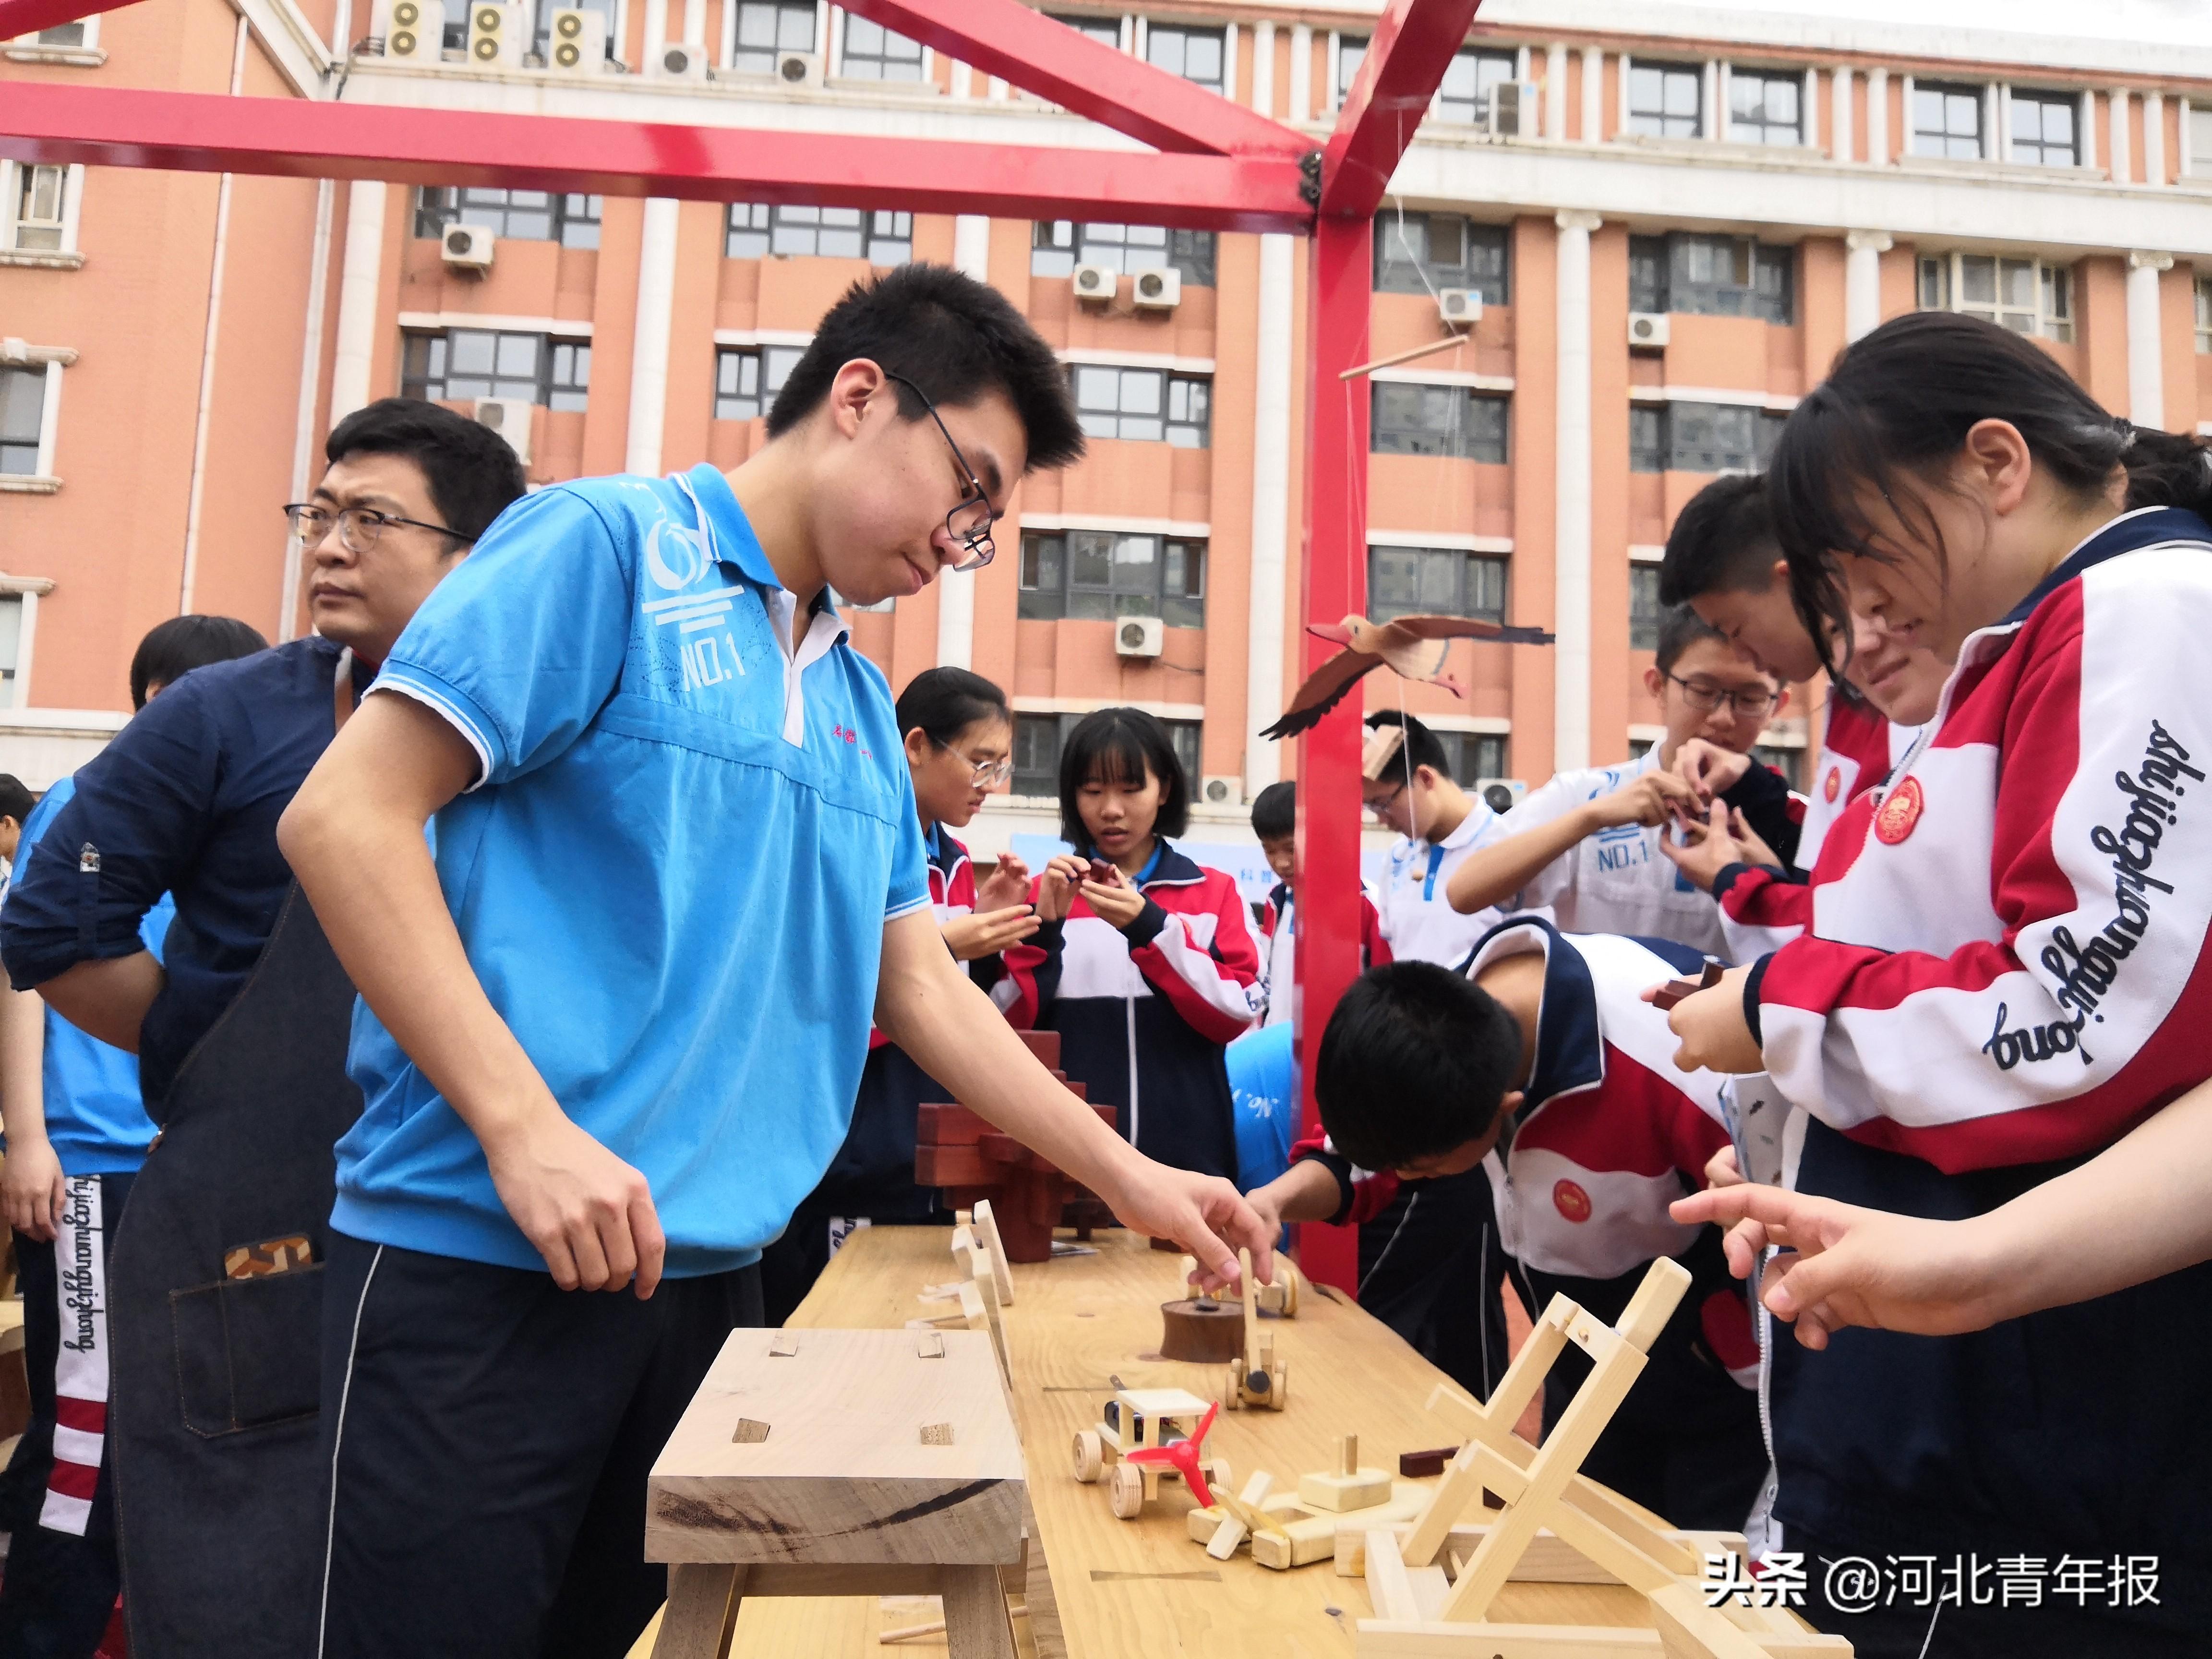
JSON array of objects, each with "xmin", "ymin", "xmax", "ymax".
[
  {"xmin": 1369, "ymin": 383, "xmax": 1510, "ymax": 464},
  {"xmin": 1067, "ymin": 363, "xmax": 1213, "ymax": 448},
  {"xmin": 1726, "ymin": 66, "xmax": 1803, "ymax": 146},
  {"xmin": 2196, "ymin": 274, "xmax": 2212, "ymax": 354},
  {"xmin": 1917, "ymin": 251, "xmax": 2074, "ymax": 343},
  {"xmin": 1372, "ymin": 211, "xmax": 1510, "ymax": 303},
  {"xmin": 1629, "ymin": 562, "xmax": 1664, "ymax": 650},
  {"xmin": 2008, "ymin": 88, "xmax": 2079, "ymax": 168},
  {"xmin": 1625, "ymin": 59, "xmax": 1704, "ymax": 140},
  {"xmin": 1017, "ymin": 528, "xmax": 1207, "ymax": 627},
  {"xmin": 725, "ymin": 0, "xmax": 817, "ymax": 76},
  {"xmin": 1146, "ymin": 21, "xmax": 1225, "ymax": 92},
  {"xmin": 0, "ymin": 353, "xmax": 69, "ymax": 490},
  {"xmin": 1433, "ymin": 46, "xmax": 1519, "ymax": 125},
  {"xmin": 1911, "ymin": 78, "xmax": 1988, "ymax": 160},
  {"xmin": 712, "ymin": 342, "xmax": 807, "ymax": 421},
  {"xmin": 0, "ymin": 160, "xmax": 83, "ymax": 260},
  {"xmin": 1627, "ymin": 399, "xmax": 1784, "ymax": 475},
  {"xmin": 723, "ymin": 202, "xmax": 912, "ymax": 264},
  {"xmin": 400, "ymin": 327, "xmax": 593, "ymax": 409},
  {"xmin": 1627, "ymin": 232, "xmax": 1794, "ymax": 325},
  {"xmin": 838, "ymin": 12, "xmax": 925, "ymax": 81},
  {"xmin": 414, "ymin": 187, "xmax": 604, "ymax": 249},
  {"xmin": 1030, "ymin": 222, "xmax": 1217, "ymax": 287},
  {"xmin": 1046, "ymin": 12, "xmax": 1120, "ymax": 48},
  {"xmin": 1366, "ymin": 543, "xmax": 1509, "ymax": 625}
]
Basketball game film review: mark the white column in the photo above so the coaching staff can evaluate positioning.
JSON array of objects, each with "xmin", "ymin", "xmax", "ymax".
[
  {"xmin": 1244, "ymin": 231, "xmax": 1295, "ymax": 795},
  {"xmin": 2127, "ymin": 251, "xmax": 2172, "ymax": 429},
  {"xmin": 1250, "ymin": 19, "xmax": 1274, "ymax": 115},
  {"xmin": 2110, "ymin": 90, "xmax": 2132, "ymax": 183},
  {"xmin": 36, "ymin": 360, "xmax": 62, "ymax": 480},
  {"xmin": 1990, "ymin": 85, "xmax": 2007, "ymax": 162},
  {"xmin": 933, "ymin": 216, "xmax": 992, "ymax": 671},
  {"xmin": 625, "ymin": 196, "xmax": 680, "ymax": 477},
  {"xmin": 2080, "ymin": 90, "xmax": 2098, "ymax": 169},
  {"xmin": 1287, "ymin": 23, "xmax": 1310, "ymax": 123},
  {"xmin": 643, "ymin": 0, "xmax": 665, "ymax": 75},
  {"xmin": 1706, "ymin": 61, "xmax": 1722, "ymax": 141},
  {"xmin": 681, "ymin": 0, "xmax": 702, "ymax": 46},
  {"xmin": 13, "ymin": 589, "xmax": 36, "ymax": 709},
  {"xmin": 1833, "ymin": 64, "xmax": 1853, "ymax": 161},
  {"xmin": 328, "ymin": 179, "xmax": 386, "ymax": 424},
  {"xmin": 1220, "ymin": 20, "xmax": 1237, "ymax": 106},
  {"xmin": 2144, "ymin": 91, "xmax": 2165, "ymax": 185},
  {"xmin": 1553, "ymin": 210, "xmax": 1600, "ymax": 775},
  {"xmin": 950, "ymin": 59, "xmax": 971, "ymax": 98},
  {"xmin": 1845, "ymin": 231, "xmax": 1891, "ymax": 342},
  {"xmin": 1580, "ymin": 45, "xmax": 1603, "ymax": 142},
  {"xmin": 1616, "ymin": 49, "xmax": 1631, "ymax": 135},
  {"xmin": 1867, "ymin": 67, "xmax": 1888, "ymax": 164},
  {"xmin": 1545, "ymin": 43, "xmax": 1567, "ymax": 139}
]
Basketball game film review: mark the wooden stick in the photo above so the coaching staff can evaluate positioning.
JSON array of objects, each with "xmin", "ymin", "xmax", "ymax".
[
  {"xmin": 879, "ymin": 1602, "xmax": 1031, "ymax": 1645},
  {"xmin": 1336, "ymin": 330, "xmax": 1473, "ymax": 381}
]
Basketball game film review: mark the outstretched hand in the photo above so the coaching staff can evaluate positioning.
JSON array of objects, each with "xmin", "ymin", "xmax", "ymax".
[
  {"xmin": 1642, "ymin": 963, "xmax": 1763, "ymax": 1074},
  {"xmin": 1095, "ymin": 1154, "xmax": 1274, "ymax": 1294}
]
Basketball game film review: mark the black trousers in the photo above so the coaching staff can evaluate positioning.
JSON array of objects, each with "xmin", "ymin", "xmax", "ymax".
[{"xmin": 316, "ymin": 1231, "xmax": 762, "ymax": 1659}]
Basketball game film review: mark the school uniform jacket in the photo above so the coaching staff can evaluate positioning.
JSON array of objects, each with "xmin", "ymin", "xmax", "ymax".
[
  {"xmin": 1744, "ymin": 506, "xmax": 2212, "ymax": 1595},
  {"xmin": 1294, "ymin": 921, "xmax": 1758, "ymax": 1393},
  {"xmin": 1711, "ymin": 789, "xmax": 1880, "ymax": 962},
  {"xmin": 1795, "ymin": 690, "xmax": 1917, "ymax": 871},
  {"xmin": 1258, "ymin": 881, "xmax": 1390, "ymax": 1028},
  {"xmin": 1002, "ymin": 842, "xmax": 1261, "ymax": 1178}
]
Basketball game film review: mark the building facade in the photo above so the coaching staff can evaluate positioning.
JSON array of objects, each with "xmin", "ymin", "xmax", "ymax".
[{"xmin": 6, "ymin": 0, "xmax": 2212, "ymax": 852}]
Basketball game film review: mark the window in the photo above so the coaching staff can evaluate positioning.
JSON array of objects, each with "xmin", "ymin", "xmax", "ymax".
[
  {"xmin": 1018, "ymin": 530, "xmax": 1206, "ymax": 626},
  {"xmin": 2197, "ymin": 276, "xmax": 2212, "ymax": 353},
  {"xmin": 840, "ymin": 15, "xmax": 922, "ymax": 79},
  {"xmin": 1918, "ymin": 252, "xmax": 2073, "ymax": 343},
  {"xmin": 1912, "ymin": 80, "xmax": 1985, "ymax": 159},
  {"xmin": 1031, "ymin": 223, "xmax": 1217, "ymax": 287},
  {"xmin": 1627, "ymin": 233, "xmax": 1793, "ymax": 324},
  {"xmin": 1435, "ymin": 47, "xmax": 1518, "ymax": 124},
  {"xmin": 402, "ymin": 330, "xmax": 589, "ymax": 408},
  {"xmin": 729, "ymin": 0, "xmax": 814, "ymax": 74},
  {"xmin": 36, "ymin": 21, "xmax": 86, "ymax": 44},
  {"xmin": 1371, "ymin": 385, "xmax": 1508, "ymax": 463},
  {"xmin": 1628, "ymin": 402, "xmax": 1785, "ymax": 474},
  {"xmin": 1630, "ymin": 565, "xmax": 1664, "ymax": 649},
  {"xmin": 415, "ymin": 188, "xmax": 602, "ymax": 249},
  {"xmin": 1373, "ymin": 213, "xmax": 1509, "ymax": 303},
  {"xmin": 1627, "ymin": 60, "xmax": 1702, "ymax": 139},
  {"xmin": 1069, "ymin": 365, "xmax": 1210, "ymax": 447},
  {"xmin": 1146, "ymin": 23, "xmax": 1223, "ymax": 92},
  {"xmin": 2192, "ymin": 106, "xmax": 2212, "ymax": 175},
  {"xmin": 0, "ymin": 595, "xmax": 24, "ymax": 700},
  {"xmin": 1166, "ymin": 720, "xmax": 1202, "ymax": 787},
  {"xmin": 1047, "ymin": 12, "xmax": 1119, "ymax": 48},
  {"xmin": 1368, "ymin": 545, "xmax": 1506, "ymax": 625},
  {"xmin": 533, "ymin": 0, "xmax": 611, "ymax": 60},
  {"xmin": 0, "ymin": 367, "xmax": 45, "ymax": 476},
  {"xmin": 2008, "ymin": 90, "xmax": 2077, "ymax": 167},
  {"xmin": 9, "ymin": 164, "xmax": 66, "ymax": 252},
  {"xmin": 1434, "ymin": 730, "xmax": 1507, "ymax": 787},
  {"xmin": 1011, "ymin": 711, "xmax": 1200, "ymax": 799},
  {"xmin": 1337, "ymin": 36, "xmax": 1366, "ymax": 105},
  {"xmin": 724, "ymin": 203, "xmax": 911, "ymax": 263},
  {"xmin": 713, "ymin": 344, "xmax": 805, "ymax": 420},
  {"xmin": 1728, "ymin": 69, "xmax": 1801, "ymax": 144}
]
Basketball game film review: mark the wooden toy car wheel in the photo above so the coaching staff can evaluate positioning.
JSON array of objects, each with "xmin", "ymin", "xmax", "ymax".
[
  {"xmin": 1277, "ymin": 1262, "xmax": 1300, "ymax": 1317},
  {"xmin": 1204, "ymin": 1456, "xmax": 1230, "ymax": 1496},
  {"xmin": 1223, "ymin": 1361, "xmax": 1243, "ymax": 1407},
  {"xmin": 1072, "ymin": 1429, "xmax": 1104, "ymax": 1483},
  {"xmin": 1108, "ymin": 1462, "xmax": 1146, "ymax": 1519}
]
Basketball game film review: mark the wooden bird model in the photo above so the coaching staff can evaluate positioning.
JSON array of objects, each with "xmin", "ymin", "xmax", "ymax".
[{"xmin": 1260, "ymin": 613, "xmax": 1556, "ymax": 739}]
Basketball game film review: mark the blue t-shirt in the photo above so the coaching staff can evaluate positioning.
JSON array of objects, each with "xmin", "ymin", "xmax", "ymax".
[
  {"xmin": 335, "ymin": 464, "xmax": 931, "ymax": 1276},
  {"xmin": 1226, "ymin": 1020, "xmax": 1298, "ymax": 1195},
  {"xmin": 4, "ymin": 777, "xmax": 172, "ymax": 1176}
]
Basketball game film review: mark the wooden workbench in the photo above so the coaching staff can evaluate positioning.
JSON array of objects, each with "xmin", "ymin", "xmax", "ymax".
[{"xmin": 680, "ymin": 1226, "xmax": 1658, "ymax": 1657}]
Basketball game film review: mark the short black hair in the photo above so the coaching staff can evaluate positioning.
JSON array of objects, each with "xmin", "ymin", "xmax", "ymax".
[
  {"xmin": 1316, "ymin": 962, "xmax": 1522, "ymax": 1171},
  {"xmin": 0, "ymin": 774, "xmax": 32, "ymax": 830},
  {"xmin": 1654, "ymin": 602, "xmax": 1731, "ymax": 676},
  {"xmin": 1364, "ymin": 709, "xmax": 1448, "ymax": 775},
  {"xmin": 325, "ymin": 397, "xmax": 528, "ymax": 543},
  {"xmin": 1057, "ymin": 707, "xmax": 1190, "ymax": 847},
  {"xmin": 1250, "ymin": 780, "xmax": 1296, "ymax": 842},
  {"xmin": 129, "ymin": 614, "xmax": 269, "ymax": 710},
  {"xmin": 895, "ymin": 666, "xmax": 1010, "ymax": 747},
  {"xmin": 767, "ymin": 264, "xmax": 1085, "ymax": 472},
  {"xmin": 1657, "ymin": 473, "xmax": 1779, "ymax": 606}
]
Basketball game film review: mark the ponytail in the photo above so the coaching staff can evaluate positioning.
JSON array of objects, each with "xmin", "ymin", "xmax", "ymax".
[
  {"xmin": 1767, "ymin": 310, "xmax": 2212, "ymax": 678},
  {"xmin": 895, "ymin": 666, "xmax": 1010, "ymax": 749}
]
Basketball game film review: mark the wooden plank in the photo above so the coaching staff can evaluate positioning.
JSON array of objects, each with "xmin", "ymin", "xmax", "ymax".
[
  {"xmin": 1356, "ymin": 1621, "xmax": 1664, "ymax": 1657},
  {"xmin": 1365, "ymin": 1530, "xmax": 1422, "ymax": 1622},
  {"xmin": 973, "ymin": 1199, "xmax": 1017, "ymax": 1306},
  {"xmin": 646, "ymin": 1328, "xmax": 1024, "ymax": 1568},
  {"xmin": 1645, "ymin": 1583, "xmax": 1794, "ymax": 1659},
  {"xmin": 1340, "ymin": 1523, "xmax": 1741, "ymax": 1587},
  {"xmin": 650, "ymin": 1563, "xmax": 742, "ymax": 1659},
  {"xmin": 942, "ymin": 1563, "xmax": 1021, "ymax": 1659}
]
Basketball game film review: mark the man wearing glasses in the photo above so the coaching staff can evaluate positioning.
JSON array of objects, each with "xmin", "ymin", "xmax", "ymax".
[
  {"xmin": 1444, "ymin": 603, "xmax": 1795, "ymax": 960},
  {"xmin": 276, "ymin": 264, "xmax": 1274, "ymax": 1656}
]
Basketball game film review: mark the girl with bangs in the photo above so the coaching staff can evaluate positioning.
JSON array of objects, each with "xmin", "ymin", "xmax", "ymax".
[
  {"xmin": 1660, "ymin": 309, "xmax": 2212, "ymax": 1657},
  {"xmin": 1002, "ymin": 708, "xmax": 1261, "ymax": 1178}
]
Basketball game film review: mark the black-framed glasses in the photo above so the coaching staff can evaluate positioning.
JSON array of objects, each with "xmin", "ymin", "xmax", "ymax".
[
  {"xmin": 284, "ymin": 503, "xmax": 473, "ymax": 556},
  {"xmin": 932, "ymin": 734, "xmax": 1014, "ymax": 789},
  {"xmin": 1363, "ymin": 780, "xmax": 1407, "ymax": 821},
  {"xmin": 882, "ymin": 371, "xmax": 996, "ymax": 573},
  {"xmin": 1664, "ymin": 672, "xmax": 1779, "ymax": 719}
]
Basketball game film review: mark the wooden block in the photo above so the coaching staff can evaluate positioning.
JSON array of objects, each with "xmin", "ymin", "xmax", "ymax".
[
  {"xmin": 918, "ymin": 1103, "xmax": 990, "ymax": 1145},
  {"xmin": 939, "ymin": 1562, "xmax": 1019, "ymax": 1659},
  {"xmin": 650, "ymin": 1563, "xmax": 743, "ymax": 1659},
  {"xmin": 915, "ymin": 1146, "xmax": 993, "ymax": 1187},
  {"xmin": 1205, "ymin": 1514, "xmax": 1248, "ymax": 1560},
  {"xmin": 970, "ymin": 1199, "xmax": 1016, "ymax": 1306},
  {"xmin": 731, "ymin": 1419, "xmax": 770, "ymax": 1444},
  {"xmin": 1404, "ymin": 1563, "xmax": 1450, "ymax": 1623},
  {"xmin": 919, "ymin": 1423, "xmax": 955, "ymax": 1445},
  {"xmin": 1645, "ymin": 1582, "xmax": 1790, "ymax": 1659},
  {"xmin": 1614, "ymin": 1257, "xmax": 1692, "ymax": 1355},
  {"xmin": 1353, "ymin": 1620, "xmax": 1663, "ymax": 1656},
  {"xmin": 1340, "ymin": 1519, "xmax": 1725, "ymax": 1587},
  {"xmin": 647, "ymin": 1329, "xmax": 1024, "ymax": 1568},
  {"xmin": 1178, "ymin": 1481, "xmax": 1428, "ymax": 1572},
  {"xmin": 1399, "ymin": 1446, "xmax": 1457, "ymax": 1479},
  {"xmin": 1364, "ymin": 1529, "xmax": 1421, "ymax": 1622},
  {"xmin": 1298, "ymin": 1468, "xmax": 1394, "ymax": 1513}
]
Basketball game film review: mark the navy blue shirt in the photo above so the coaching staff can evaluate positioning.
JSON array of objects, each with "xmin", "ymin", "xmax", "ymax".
[{"xmin": 0, "ymin": 637, "xmax": 348, "ymax": 1110}]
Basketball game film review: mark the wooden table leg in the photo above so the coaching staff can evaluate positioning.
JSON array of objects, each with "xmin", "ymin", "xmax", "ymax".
[
  {"xmin": 939, "ymin": 1564, "xmax": 1018, "ymax": 1659},
  {"xmin": 652, "ymin": 1564, "xmax": 745, "ymax": 1659}
]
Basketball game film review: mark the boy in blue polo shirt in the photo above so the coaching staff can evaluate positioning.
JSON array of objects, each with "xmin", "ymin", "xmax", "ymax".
[{"xmin": 279, "ymin": 265, "xmax": 1273, "ymax": 1657}]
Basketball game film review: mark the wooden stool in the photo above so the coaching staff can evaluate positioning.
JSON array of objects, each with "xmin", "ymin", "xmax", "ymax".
[{"xmin": 647, "ymin": 1327, "xmax": 1027, "ymax": 1659}]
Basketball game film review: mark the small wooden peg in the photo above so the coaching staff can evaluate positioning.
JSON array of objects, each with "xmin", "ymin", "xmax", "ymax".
[{"xmin": 732, "ymin": 1418, "xmax": 770, "ymax": 1443}]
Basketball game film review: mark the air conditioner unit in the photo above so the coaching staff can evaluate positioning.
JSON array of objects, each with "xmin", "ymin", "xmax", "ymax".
[
  {"xmin": 466, "ymin": 0, "xmax": 506, "ymax": 65},
  {"xmin": 1131, "ymin": 266, "xmax": 1181, "ymax": 310},
  {"xmin": 1200, "ymin": 775, "xmax": 1240, "ymax": 807},
  {"xmin": 776, "ymin": 49, "xmax": 822, "ymax": 87},
  {"xmin": 1628, "ymin": 312, "xmax": 1671, "ymax": 349},
  {"xmin": 1071, "ymin": 263, "xmax": 1118, "ymax": 302},
  {"xmin": 547, "ymin": 6, "xmax": 601, "ymax": 71},
  {"xmin": 1437, "ymin": 288, "xmax": 1483, "ymax": 326},
  {"xmin": 1486, "ymin": 79, "xmax": 1539, "ymax": 137},
  {"xmin": 384, "ymin": 0, "xmax": 430, "ymax": 59},
  {"xmin": 441, "ymin": 223, "xmax": 496, "ymax": 270},
  {"xmin": 1114, "ymin": 616, "xmax": 1165, "ymax": 658},
  {"xmin": 473, "ymin": 397, "xmax": 534, "ymax": 464},
  {"xmin": 654, "ymin": 39, "xmax": 708, "ymax": 78}
]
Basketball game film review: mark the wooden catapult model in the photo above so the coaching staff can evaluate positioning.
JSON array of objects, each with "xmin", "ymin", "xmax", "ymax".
[
  {"xmin": 1352, "ymin": 1257, "xmax": 1852, "ymax": 1658},
  {"xmin": 1223, "ymin": 1247, "xmax": 1290, "ymax": 1411}
]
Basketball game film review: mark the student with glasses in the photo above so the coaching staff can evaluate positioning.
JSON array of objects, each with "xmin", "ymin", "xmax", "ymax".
[
  {"xmin": 1446, "ymin": 604, "xmax": 1796, "ymax": 959},
  {"xmin": 759, "ymin": 665, "xmax": 1038, "ymax": 1323}
]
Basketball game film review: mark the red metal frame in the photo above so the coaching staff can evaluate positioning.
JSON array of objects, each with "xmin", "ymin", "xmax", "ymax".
[{"xmin": 0, "ymin": 0, "xmax": 1481, "ymax": 1294}]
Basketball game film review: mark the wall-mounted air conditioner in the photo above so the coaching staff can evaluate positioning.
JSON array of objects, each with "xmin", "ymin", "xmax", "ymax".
[
  {"xmin": 1628, "ymin": 312, "xmax": 1671, "ymax": 349},
  {"xmin": 1072, "ymin": 263, "xmax": 1118, "ymax": 303},
  {"xmin": 1114, "ymin": 617, "xmax": 1165, "ymax": 658},
  {"xmin": 441, "ymin": 223, "xmax": 496, "ymax": 271}
]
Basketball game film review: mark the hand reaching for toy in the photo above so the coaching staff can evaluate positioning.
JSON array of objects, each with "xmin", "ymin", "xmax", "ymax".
[
  {"xmin": 1670, "ymin": 738, "xmax": 1753, "ymax": 803},
  {"xmin": 1587, "ymin": 769, "xmax": 1704, "ymax": 832},
  {"xmin": 940, "ymin": 906, "xmax": 1040, "ymax": 961},
  {"xmin": 1642, "ymin": 963, "xmax": 1764, "ymax": 1075},
  {"xmin": 974, "ymin": 853, "xmax": 1032, "ymax": 914},
  {"xmin": 1082, "ymin": 864, "xmax": 1149, "ymax": 931},
  {"xmin": 1033, "ymin": 854, "xmax": 1088, "ymax": 923}
]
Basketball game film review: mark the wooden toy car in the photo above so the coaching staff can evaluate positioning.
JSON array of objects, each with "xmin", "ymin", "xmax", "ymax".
[{"xmin": 1072, "ymin": 1387, "xmax": 1231, "ymax": 1520}]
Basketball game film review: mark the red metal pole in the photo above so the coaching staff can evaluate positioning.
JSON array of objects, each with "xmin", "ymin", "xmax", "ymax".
[{"xmin": 1292, "ymin": 211, "xmax": 1372, "ymax": 1296}]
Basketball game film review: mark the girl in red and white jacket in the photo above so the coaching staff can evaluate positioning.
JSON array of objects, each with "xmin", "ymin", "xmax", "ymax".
[
  {"xmin": 1662, "ymin": 311, "xmax": 2212, "ymax": 1655},
  {"xmin": 1003, "ymin": 708, "xmax": 1260, "ymax": 1180}
]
